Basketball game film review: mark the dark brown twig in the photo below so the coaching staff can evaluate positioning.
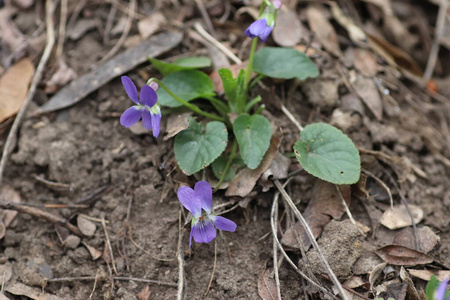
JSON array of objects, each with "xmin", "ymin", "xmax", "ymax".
[{"xmin": 0, "ymin": 201, "xmax": 83, "ymax": 236}]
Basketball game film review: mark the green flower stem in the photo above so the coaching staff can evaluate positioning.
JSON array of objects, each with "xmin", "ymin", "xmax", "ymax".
[
  {"xmin": 215, "ymin": 139, "xmax": 238, "ymax": 191},
  {"xmin": 245, "ymin": 95, "xmax": 262, "ymax": 113},
  {"xmin": 244, "ymin": 38, "xmax": 258, "ymax": 90},
  {"xmin": 147, "ymin": 78, "xmax": 225, "ymax": 122}
]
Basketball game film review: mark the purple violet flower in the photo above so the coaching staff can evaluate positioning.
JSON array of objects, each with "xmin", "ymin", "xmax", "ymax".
[
  {"xmin": 244, "ymin": 18, "xmax": 274, "ymax": 42},
  {"xmin": 436, "ymin": 278, "xmax": 450, "ymax": 300},
  {"xmin": 120, "ymin": 76, "xmax": 161, "ymax": 138},
  {"xmin": 177, "ymin": 181, "xmax": 237, "ymax": 247}
]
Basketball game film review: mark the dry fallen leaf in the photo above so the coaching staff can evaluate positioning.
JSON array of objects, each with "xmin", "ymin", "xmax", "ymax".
[
  {"xmin": 138, "ymin": 12, "xmax": 166, "ymax": 39},
  {"xmin": 351, "ymin": 73, "xmax": 383, "ymax": 121},
  {"xmin": 329, "ymin": 2, "xmax": 367, "ymax": 46},
  {"xmin": 353, "ymin": 49, "xmax": 379, "ymax": 77},
  {"xmin": 379, "ymin": 205, "xmax": 423, "ymax": 230},
  {"xmin": 393, "ymin": 226, "xmax": 438, "ymax": 254},
  {"xmin": 0, "ymin": 58, "xmax": 35, "ymax": 123},
  {"xmin": 82, "ymin": 242, "xmax": 102, "ymax": 260},
  {"xmin": 225, "ymin": 133, "xmax": 280, "ymax": 198},
  {"xmin": 6, "ymin": 282, "xmax": 64, "ymax": 300},
  {"xmin": 408, "ymin": 269, "xmax": 450, "ymax": 282},
  {"xmin": 68, "ymin": 19, "xmax": 98, "ymax": 41},
  {"xmin": 306, "ymin": 5, "xmax": 342, "ymax": 57},
  {"xmin": 273, "ymin": 9, "xmax": 304, "ymax": 47},
  {"xmin": 258, "ymin": 268, "xmax": 280, "ymax": 300},
  {"xmin": 164, "ymin": 113, "xmax": 191, "ymax": 141},
  {"xmin": 281, "ymin": 180, "xmax": 351, "ymax": 250},
  {"xmin": 44, "ymin": 60, "xmax": 77, "ymax": 94},
  {"xmin": 375, "ymin": 245, "xmax": 433, "ymax": 266},
  {"xmin": 137, "ymin": 285, "xmax": 151, "ymax": 300}
]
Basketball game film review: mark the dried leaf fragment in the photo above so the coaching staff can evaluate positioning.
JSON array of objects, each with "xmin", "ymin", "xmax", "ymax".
[
  {"xmin": 273, "ymin": 9, "xmax": 303, "ymax": 47},
  {"xmin": 306, "ymin": 6, "xmax": 342, "ymax": 56},
  {"xmin": 0, "ymin": 58, "xmax": 35, "ymax": 123},
  {"xmin": 379, "ymin": 205, "xmax": 423, "ymax": 230},
  {"xmin": 375, "ymin": 245, "xmax": 433, "ymax": 266},
  {"xmin": 258, "ymin": 268, "xmax": 280, "ymax": 300},
  {"xmin": 351, "ymin": 74, "xmax": 383, "ymax": 120}
]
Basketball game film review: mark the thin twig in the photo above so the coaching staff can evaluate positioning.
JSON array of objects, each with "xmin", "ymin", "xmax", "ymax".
[
  {"xmin": 270, "ymin": 192, "xmax": 338, "ymax": 299},
  {"xmin": 177, "ymin": 210, "xmax": 185, "ymax": 300},
  {"xmin": 101, "ymin": 216, "xmax": 118, "ymax": 275},
  {"xmin": 335, "ymin": 185, "xmax": 365, "ymax": 236},
  {"xmin": 194, "ymin": 0, "xmax": 216, "ymax": 37},
  {"xmin": 281, "ymin": 105, "xmax": 303, "ymax": 132},
  {"xmin": 424, "ymin": 0, "xmax": 449, "ymax": 81},
  {"xmin": 0, "ymin": 201, "xmax": 83, "ymax": 236},
  {"xmin": 47, "ymin": 276, "xmax": 177, "ymax": 287},
  {"xmin": 274, "ymin": 180, "xmax": 349, "ymax": 300},
  {"xmin": 361, "ymin": 168, "xmax": 393, "ymax": 210},
  {"xmin": 204, "ymin": 238, "xmax": 217, "ymax": 296},
  {"xmin": 272, "ymin": 192, "xmax": 282, "ymax": 300},
  {"xmin": 0, "ymin": 0, "xmax": 56, "ymax": 185},
  {"xmin": 56, "ymin": 0, "xmax": 68, "ymax": 59},
  {"xmin": 194, "ymin": 22, "xmax": 242, "ymax": 64},
  {"xmin": 97, "ymin": 0, "xmax": 136, "ymax": 65}
]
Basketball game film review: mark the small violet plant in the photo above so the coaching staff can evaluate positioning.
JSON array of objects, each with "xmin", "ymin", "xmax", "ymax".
[
  {"xmin": 120, "ymin": 76, "xmax": 161, "ymax": 138},
  {"xmin": 244, "ymin": 0, "xmax": 281, "ymax": 42},
  {"xmin": 177, "ymin": 181, "xmax": 237, "ymax": 247}
]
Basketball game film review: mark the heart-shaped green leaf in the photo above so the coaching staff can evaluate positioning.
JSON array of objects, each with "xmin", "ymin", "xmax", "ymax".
[
  {"xmin": 233, "ymin": 114, "xmax": 272, "ymax": 169},
  {"xmin": 157, "ymin": 69, "xmax": 215, "ymax": 107},
  {"xmin": 149, "ymin": 57, "xmax": 211, "ymax": 76},
  {"xmin": 174, "ymin": 118, "xmax": 228, "ymax": 175},
  {"xmin": 254, "ymin": 47, "xmax": 319, "ymax": 80},
  {"xmin": 294, "ymin": 123, "xmax": 360, "ymax": 184}
]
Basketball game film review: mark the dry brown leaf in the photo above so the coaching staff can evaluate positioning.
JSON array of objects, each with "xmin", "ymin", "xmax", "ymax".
[
  {"xmin": 82, "ymin": 242, "xmax": 102, "ymax": 260},
  {"xmin": 408, "ymin": 269, "xmax": 450, "ymax": 282},
  {"xmin": 138, "ymin": 12, "xmax": 166, "ymax": 39},
  {"xmin": 273, "ymin": 9, "xmax": 303, "ymax": 47},
  {"xmin": 306, "ymin": 5, "xmax": 342, "ymax": 57},
  {"xmin": 137, "ymin": 285, "xmax": 151, "ymax": 300},
  {"xmin": 351, "ymin": 73, "xmax": 383, "ymax": 120},
  {"xmin": 354, "ymin": 49, "xmax": 379, "ymax": 77},
  {"xmin": 375, "ymin": 245, "xmax": 433, "ymax": 266},
  {"xmin": 258, "ymin": 268, "xmax": 280, "ymax": 300},
  {"xmin": 77, "ymin": 215, "xmax": 96, "ymax": 237},
  {"xmin": 164, "ymin": 113, "xmax": 191, "ymax": 141},
  {"xmin": 379, "ymin": 205, "xmax": 423, "ymax": 230},
  {"xmin": 0, "ymin": 58, "xmax": 35, "ymax": 123},
  {"xmin": 225, "ymin": 133, "xmax": 280, "ymax": 198},
  {"xmin": 343, "ymin": 276, "xmax": 366, "ymax": 289},
  {"xmin": 281, "ymin": 180, "xmax": 351, "ymax": 250},
  {"xmin": 393, "ymin": 226, "xmax": 438, "ymax": 254},
  {"xmin": 68, "ymin": 19, "xmax": 98, "ymax": 41},
  {"xmin": 6, "ymin": 282, "xmax": 64, "ymax": 300},
  {"xmin": 44, "ymin": 60, "xmax": 77, "ymax": 94},
  {"xmin": 209, "ymin": 62, "xmax": 248, "ymax": 94}
]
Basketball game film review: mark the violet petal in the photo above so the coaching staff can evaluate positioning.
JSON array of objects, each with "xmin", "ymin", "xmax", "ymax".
[
  {"xmin": 437, "ymin": 278, "xmax": 450, "ymax": 300},
  {"xmin": 177, "ymin": 186, "xmax": 202, "ymax": 218},
  {"xmin": 192, "ymin": 220, "xmax": 216, "ymax": 244},
  {"xmin": 211, "ymin": 215, "xmax": 237, "ymax": 232},
  {"xmin": 194, "ymin": 181, "xmax": 213, "ymax": 213},
  {"xmin": 151, "ymin": 108, "xmax": 161, "ymax": 138},
  {"xmin": 141, "ymin": 110, "xmax": 152, "ymax": 130},
  {"xmin": 121, "ymin": 76, "xmax": 139, "ymax": 104},
  {"xmin": 120, "ymin": 106, "xmax": 142, "ymax": 127},
  {"xmin": 140, "ymin": 84, "xmax": 158, "ymax": 107}
]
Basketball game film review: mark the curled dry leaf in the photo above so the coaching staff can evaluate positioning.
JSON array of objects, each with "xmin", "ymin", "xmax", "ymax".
[
  {"xmin": 77, "ymin": 215, "xmax": 96, "ymax": 237},
  {"xmin": 375, "ymin": 245, "xmax": 433, "ymax": 266},
  {"xmin": 379, "ymin": 204, "xmax": 423, "ymax": 230},
  {"xmin": 225, "ymin": 133, "xmax": 280, "ymax": 198},
  {"xmin": 351, "ymin": 73, "xmax": 383, "ymax": 120},
  {"xmin": 0, "ymin": 58, "xmax": 35, "ymax": 123},
  {"xmin": 257, "ymin": 268, "xmax": 280, "ymax": 300},
  {"xmin": 306, "ymin": 5, "xmax": 342, "ymax": 57},
  {"xmin": 273, "ymin": 9, "xmax": 303, "ymax": 47},
  {"xmin": 281, "ymin": 180, "xmax": 351, "ymax": 250},
  {"xmin": 44, "ymin": 60, "xmax": 77, "ymax": 94},
  {"xmin": 82, "ymin": 242, "xmax": 102, "ymax": 260}
]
